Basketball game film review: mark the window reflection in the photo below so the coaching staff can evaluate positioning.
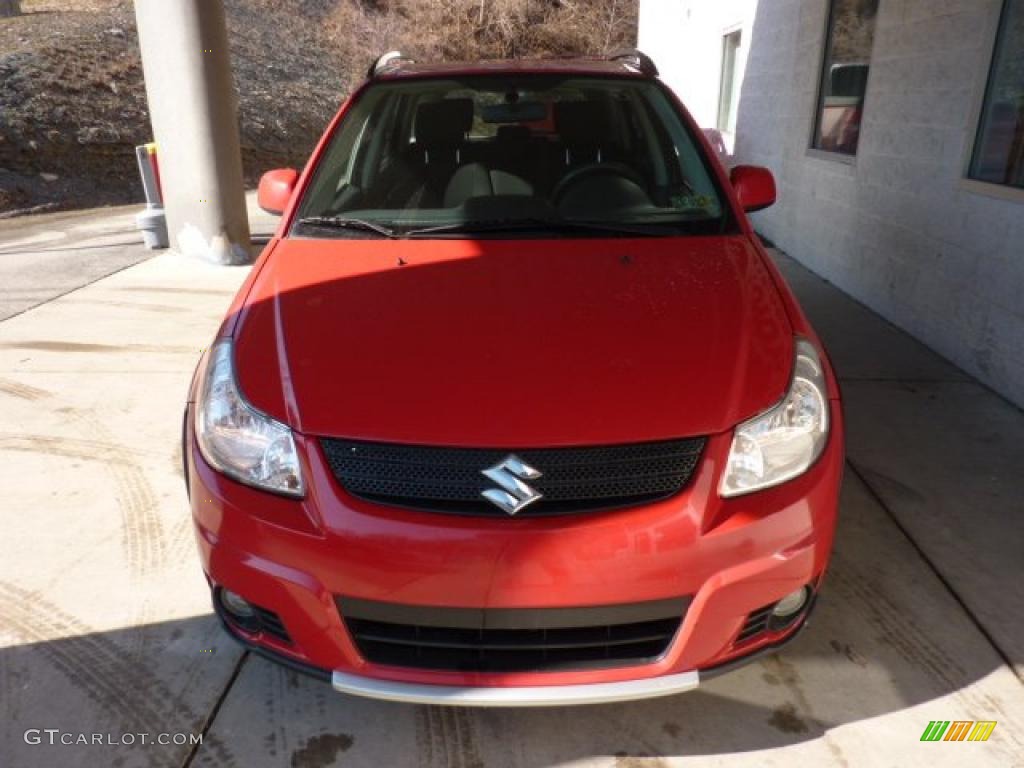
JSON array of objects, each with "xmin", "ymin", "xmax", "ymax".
[
  {"xmin": 970, "ymin": 0, "xmax": 1024, "ymax": 189},
  {"xmin": 812, "ymin": 0, "xmax": 879, "ymax": 156}
]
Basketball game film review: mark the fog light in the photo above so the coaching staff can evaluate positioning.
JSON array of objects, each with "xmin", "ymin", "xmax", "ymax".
[
  {"xmin": 771, "ymin": 586, "xmax": 810, "ymax": 622},
  {"xmin": 219, "ymin": 588, "xmax": 255, "ymax": 619}
]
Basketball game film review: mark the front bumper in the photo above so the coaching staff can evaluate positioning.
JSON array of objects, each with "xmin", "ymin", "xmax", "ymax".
[
  {"xmin": 187, "ymin": 401, "xmax": 843, "ymax": 702},
  {"xmin": 330, "ymin": 668, "xmax": 700, "ymax": 706},
  {"xmin": 215, "ymin": 594, "xmax": 817, "ymax": 705}
]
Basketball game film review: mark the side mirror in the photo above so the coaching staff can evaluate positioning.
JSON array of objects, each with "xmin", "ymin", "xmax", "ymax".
[
  {"xmin": 729, "ymin": 165, "xmax": 776, "ymax": 213},
  {"xmin": 257, "ymin": 168, "xmax": 299, "ymax": 215}
]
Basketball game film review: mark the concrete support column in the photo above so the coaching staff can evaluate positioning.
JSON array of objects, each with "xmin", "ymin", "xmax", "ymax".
[{"xmin": 133, "ymin": 0, "xmax": 251, "ymax": 264}]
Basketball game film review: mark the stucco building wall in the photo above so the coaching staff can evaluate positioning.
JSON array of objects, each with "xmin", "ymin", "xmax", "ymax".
[{"xmin": 640, "ymin": 0, "xmax": 1024, "ymax": 407}]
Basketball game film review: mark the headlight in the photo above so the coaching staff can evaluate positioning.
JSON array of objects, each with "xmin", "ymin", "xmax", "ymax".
[
  {"xmin": 720, "ymin": 338, "xmax": 829, "ymax": 497},
  {"xmin": 195, "ymin": 340, "xmax": 305, "ymax": 497}
]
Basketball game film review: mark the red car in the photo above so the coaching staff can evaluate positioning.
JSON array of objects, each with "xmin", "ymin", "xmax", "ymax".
[{"xmin": 185, "ymin": 51, "xmax": 844, "ymax": 706}]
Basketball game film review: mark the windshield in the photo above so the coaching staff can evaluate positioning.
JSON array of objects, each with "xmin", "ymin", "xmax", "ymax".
[{"xmin": 294, "ymin": 75, "xmax": 733, "ymax": 238}]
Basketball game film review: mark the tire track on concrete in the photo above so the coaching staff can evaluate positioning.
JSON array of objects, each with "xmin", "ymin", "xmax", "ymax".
[
  {"xmin": 0, "ymin": 378, "xmax": 50, "ymax": 401},
  {"xmin": 848, "ymin": 460, "xmax": 1022, "ymax": 686},
  {"xmin": 167, "ymin": 514, "xmax": 201, "ymax": 566},
  {"xmin": 0, "ymin": 340, "xmax": 200, "ymax": 355},
  {"xmin": 1, "ymin": 375, "xmax": 174, "ymax": 660},
  {"xmin": 832, "ymin": 558, "xmax": 968, "ymax": 688},
  {"xmin": 165, "ymin": 430, "xmax": 202, "ymax": 569},
  {"xmin": 0, "ymin": 376, "xmax": 167, "ymax": 581},
  {"xmin": 829, "ymin": 554, "xmax": 1024, "ymax": 750},
  {"xmin": 0, "ymin": 378, "xmax": 170, "ymax": 583},
  {"xmin": 65, "ymin": 407, "xmax": 176, "ymax": 661},
  {"xmin": 112, "ymin": 285, "xmax": 233, "ymax": 296},
  {"xmin": 0, "ymin": 431, "xmax": 167, "ymax": 581},
  {"xmin": 60, "ymin": 297, "xmax": 193, "ymax": 315},
  {"xmin": 416, "ymin": 706, "xmax": 484, "ymax": 768},
  {"xmin": 256, "ymin": 664, "xmax": 291, "ymax": 765},
  {"xmin": 0, "ymin": 421, "xmax": 169, "ymax": 661},
  {"xmin": 0, "ymin": 581, "xmax": 238, "ymax": 768}
]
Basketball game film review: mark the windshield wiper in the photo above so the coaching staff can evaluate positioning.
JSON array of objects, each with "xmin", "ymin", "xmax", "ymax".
[
  {"xmin": 295, "ymin": 215, "xmax": 397, "ymax": 238},
  {"xmin": 404, "ymin": 217, "xmax": 669, "ymax": 239}
]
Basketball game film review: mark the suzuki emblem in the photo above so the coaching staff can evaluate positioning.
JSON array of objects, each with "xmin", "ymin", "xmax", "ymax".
[{"xmin": 481, "ymin": 455, "xmax": 543, "ymax": 515}]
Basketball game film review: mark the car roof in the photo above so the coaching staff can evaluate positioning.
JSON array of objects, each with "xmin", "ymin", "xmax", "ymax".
[{"xmin": 372, "ymin": 57, "xmax": 652, "ymax": 81}]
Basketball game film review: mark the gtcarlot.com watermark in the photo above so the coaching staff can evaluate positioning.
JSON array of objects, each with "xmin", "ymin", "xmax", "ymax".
[{"xmin": 24, "ymin": 729, "xmax": 202, "ymax": 747}]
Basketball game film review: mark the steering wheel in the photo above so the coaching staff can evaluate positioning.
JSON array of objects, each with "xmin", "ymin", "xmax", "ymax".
[{"xmin": 552, "ymin": 162, "xmax": 648, "ymax": 205}]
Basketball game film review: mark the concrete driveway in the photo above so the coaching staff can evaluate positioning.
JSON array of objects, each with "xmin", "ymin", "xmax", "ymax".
[
  {"xmin": 1, "ymin": 208, "xmax": 1022, "ymax": 768},
  {"xmin": 0, "ymin": 204, "xmax": 149, "ymax": 321}
]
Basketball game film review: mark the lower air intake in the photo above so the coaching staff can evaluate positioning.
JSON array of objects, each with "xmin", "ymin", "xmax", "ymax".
[{"xmin": 339, "ymin": 597, "xmax": 689, "ymax": 673}]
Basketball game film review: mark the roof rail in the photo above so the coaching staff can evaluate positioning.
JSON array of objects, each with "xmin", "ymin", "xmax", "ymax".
[
  {"xmin": 367, "ymin": 51, "xmax": 414, "ymax": 78},
  {"xmin": 607, "ymin": 49, "xmax": 659, "ymax": 77}
]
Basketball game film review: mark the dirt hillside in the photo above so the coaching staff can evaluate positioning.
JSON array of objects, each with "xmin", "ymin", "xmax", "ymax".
[{"xmin": 0, "ymin": 0, "xmax": 348, "ymax": 215}]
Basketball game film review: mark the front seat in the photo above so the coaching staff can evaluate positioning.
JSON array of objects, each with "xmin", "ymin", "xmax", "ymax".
[
  {"xmin": 554, "ymin": 100, "xmax": 614, "ymax": 167},
  {"xmin": 407, "ymin": 98, "xmax": 474, "ymax": 208}
]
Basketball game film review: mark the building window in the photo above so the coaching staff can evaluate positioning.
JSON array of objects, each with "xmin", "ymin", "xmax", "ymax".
[
  {"xmin": 812, "ymin": 0, "xmax": 879, "ymax": 155},
  {"xmin": 718, "ymin": 29, "xmax": 743, "ymax": 135},
  {"xmin": 969, "ymin": 0, "xmax": 1024, "ymax": 189}
]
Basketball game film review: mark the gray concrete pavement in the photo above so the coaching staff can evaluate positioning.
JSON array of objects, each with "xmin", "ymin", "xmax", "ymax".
[
  {"xmin": 0, "ymin": 251, "xmax": 251, "ymax": 768},
  {"xmin": 0, "ymin": 212, "xmax": 1022, "ymax": 767},
  {"xmin": 774, "ymin": 255, "xmax": 1024, "ymax": 680},
  {"xmin": 0, "ymin": 205, "xmax": 150, "ymax": 321},
  {"xmin": 0, "ymin": 192, "xmax": 279, "ymax": 323}
]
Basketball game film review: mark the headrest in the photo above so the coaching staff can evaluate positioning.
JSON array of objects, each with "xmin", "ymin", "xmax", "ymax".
[
  {"xmin": 415, "ymin": 99, "xmax": 474, "ymax": 146},
  {"xmin": 555, "ymin": 101, "xmax": 611, "ymax": 144}
]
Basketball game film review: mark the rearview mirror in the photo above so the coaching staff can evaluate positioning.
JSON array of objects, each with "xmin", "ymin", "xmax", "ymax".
[
  {"xmin": 257, "ymin": 168, "xmax": 299, "ymax": 215},
  {"xmin": 729, "ymin": 165, "xmax": 776, "ymax": 213}
]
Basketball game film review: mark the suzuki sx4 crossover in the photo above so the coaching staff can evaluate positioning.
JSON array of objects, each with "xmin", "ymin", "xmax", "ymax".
[{"xmin": 185, "ymin": 52, "xmax": 844, "ymax": 706}]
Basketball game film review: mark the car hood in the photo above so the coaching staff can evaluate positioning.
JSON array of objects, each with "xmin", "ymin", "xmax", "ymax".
[{"xmin": 233, "ymin": 235, "xmax": 792, "ymax": 446}]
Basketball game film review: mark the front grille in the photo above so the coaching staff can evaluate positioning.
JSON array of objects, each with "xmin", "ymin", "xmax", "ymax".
[
  {"xmin": 339, "ymin": 597, "xmax": 688, "ymax": 672},
  {"xmin": 320, "ymin": 437, "xmax": 705, "ymax": 516}
]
